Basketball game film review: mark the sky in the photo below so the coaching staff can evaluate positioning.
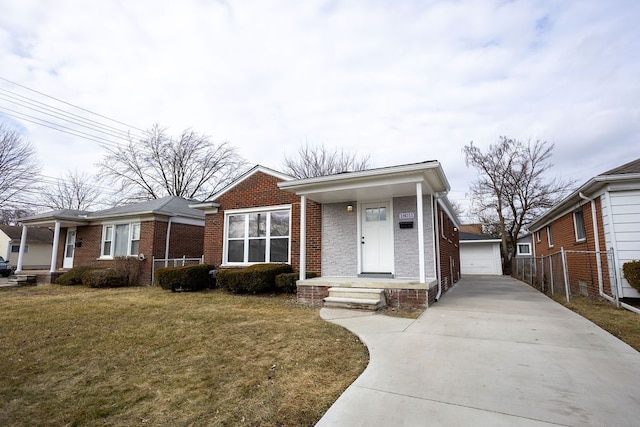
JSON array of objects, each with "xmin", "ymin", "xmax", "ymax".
[{"xmin": 0, "ymin": 0, "xmax": 639, "ymax": 221}]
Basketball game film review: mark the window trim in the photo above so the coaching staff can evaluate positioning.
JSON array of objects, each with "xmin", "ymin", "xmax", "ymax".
[
  {"xmin": 516, "ymin": 243, "xmax": 531, "ymax": 256},
  {"xmin": 100, "ymin": 222, "xmax": 141, "ymax": 259},
  {"xmin": 535, "ymin": 230, "xmax": 541, "ymax": 243},
  {"xmin": 546, "ymin": 225, "xmax": 554, "ymax": 248},
  {"xmin": 11, "ymin": 244, "xmax": 28, "ymax": 253},
  {"xmin": 222, "ymin": 205, "xmax": 292, "ymax": 266},
  {"xmin": 573, "ymin": 210, "xmax": 587, "ymax": 242}
]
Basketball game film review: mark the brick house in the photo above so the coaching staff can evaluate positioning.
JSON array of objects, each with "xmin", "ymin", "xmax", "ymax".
[
  {"xmin": 17, "ymin": 196, "xmax": 205, "ymax": 285},
  {"xmin": 194, "ymin": 161, "xmax": 461, "ymax": 308},
  {"xmin": 528, "ymin": 158, "xmax": 640, "ymax": 301}
]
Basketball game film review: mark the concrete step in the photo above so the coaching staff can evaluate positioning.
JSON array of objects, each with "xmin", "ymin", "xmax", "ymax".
[{"xmin": 324, "ymin": 287, "xmax": 386, "ymax": 310}]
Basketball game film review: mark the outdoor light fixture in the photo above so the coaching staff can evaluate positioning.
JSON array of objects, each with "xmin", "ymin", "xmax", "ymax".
[{"xmin": 347, "ymin": 204, "xmax": 353, "ymax": 212}]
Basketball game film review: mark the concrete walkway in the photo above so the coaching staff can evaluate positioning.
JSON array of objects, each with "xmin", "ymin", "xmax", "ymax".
[{"xmin": 317, "ymin": 276, "xmax": 640, "ymax": 426}]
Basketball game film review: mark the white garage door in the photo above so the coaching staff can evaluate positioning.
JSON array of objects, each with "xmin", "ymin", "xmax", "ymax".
[{"xmin": 460, "ymin": 243, "xmax": 502, "ymax": 275}]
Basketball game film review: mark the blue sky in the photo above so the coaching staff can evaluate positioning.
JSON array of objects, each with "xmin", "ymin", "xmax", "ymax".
[{"xmin": 0, "ymin": 0, "xmax": 639, "ymax": 219}]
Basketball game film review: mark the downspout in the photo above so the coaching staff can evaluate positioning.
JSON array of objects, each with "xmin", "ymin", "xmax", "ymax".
[
  {"xmin": 164, "ymin": 217, "xmax": 175, "ymax": 268},
  {"xmin": 579, "ymin": 192, "xmax": 640, "ymax": 314},
  {"xmin": 432, "ymin": 194, "xmax": 443, "ymax": 301}
]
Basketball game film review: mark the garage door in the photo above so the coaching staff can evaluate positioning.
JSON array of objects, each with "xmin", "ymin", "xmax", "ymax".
[{"xmin": 460, "ymin": 243, "xmax": 502, "ymax": 275}]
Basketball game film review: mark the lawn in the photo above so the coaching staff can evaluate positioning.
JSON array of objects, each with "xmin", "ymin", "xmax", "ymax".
[
  {"xmin": 551, "ymin": 294, "xmax": 640, "ymax": 352},
  {"xmin": 0, "ymin": 286, "xmax": 369, "ymax": 426}
]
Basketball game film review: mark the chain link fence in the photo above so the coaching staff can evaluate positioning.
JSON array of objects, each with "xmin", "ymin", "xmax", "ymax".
[
  {"xmin": 151, "ymin": 256, "xmax": 204, "ymax": 285},
  {"xmin": 512, "ymin": 249, "xmax": 618, "ymax": 303}
]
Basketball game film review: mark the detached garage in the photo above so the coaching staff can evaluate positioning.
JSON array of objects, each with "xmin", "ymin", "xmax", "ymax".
[{"xmin": 459, "ymin": 232, "xmax": 502, "ymax": 275}]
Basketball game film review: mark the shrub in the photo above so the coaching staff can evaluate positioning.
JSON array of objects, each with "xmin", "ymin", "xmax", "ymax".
[
  {"xmin": 112, "ymin": 256, "xmax": 142, "ymax": 286},
  {"xmin": 217, "ymin": 264, "xmax": 294, "ymax": 294},
  {"xmin": 622, "ymin": 260, "xmax": 640, "ymax": 292},
  {"xmin": 275, "ymin": 272, "xmax": 318, "ymax": 294},
  {"xmin": 155, "ymin": 264, "xmax": 217, "ymax": 292},
  {"xmin": 56, "ymin": 266, "xmax": 100, "ymax": 286},
  {"xmin": 82, "ymin": 269, "xmax": 129, "ymax": 288}
]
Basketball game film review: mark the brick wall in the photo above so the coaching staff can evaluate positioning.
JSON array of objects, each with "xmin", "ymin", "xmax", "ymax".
[
  {"xmin": 533, "ymin": 197, "xmax": 612, "ymax": 298},
  {"xmin": 203, "ymin": 170, "xmax": 322, "ymax": 274},
  {"xmin": 437, "ymin": 202, "xmax": 461, "ymax": 294},
  {"xmin": 58, "ymin": 219, "xmax": 204, "ymax": 286}
]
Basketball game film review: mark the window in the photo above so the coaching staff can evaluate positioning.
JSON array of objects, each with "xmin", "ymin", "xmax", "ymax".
[
  {"xmin": 440, "ymin": 211, "xmax": 445, "ymax": 238},
  {"xmin": 574, "ymin": 210, "xmax": 586, "ymax": 241},
  {"xmin": 517, "ymin": 243, "xmax": 531, "ymax": 255},
  {"xmin": 535, "ymin": 231, "xmax": 541, "ymax": 243},
  {"xmin": 546, "ymin": 225, "xmax": 554, "ymax": 247},
  {"xmin": 101, "ymin": 223, "xmax": 141, "ymax": 257},
  {"xmin": 11, "ymin": 245, "xmax": 28, "ymax": 253},
  {"xmin": 225, "ymin": 208, "xmax": 290, "ymax": 264}
]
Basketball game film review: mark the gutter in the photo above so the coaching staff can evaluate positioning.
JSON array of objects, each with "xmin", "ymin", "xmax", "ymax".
[{"xmin": 164, "ymin": 217, "xmax": 175, "ymax": 267}]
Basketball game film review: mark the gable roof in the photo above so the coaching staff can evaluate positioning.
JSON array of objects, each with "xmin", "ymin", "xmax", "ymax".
[
  {"xmin": 528, "ymin": 156, "xmax": 640, "ymax": 231},
  {"xmin": 206, "ymin": 165, "xmax": 294, "ymax": 202},
  {"xmin": 0, "ymin": 225, "xmax": 54, "ymax": 244}
]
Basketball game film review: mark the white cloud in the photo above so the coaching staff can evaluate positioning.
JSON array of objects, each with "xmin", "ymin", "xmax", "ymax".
[{"xmin": 0, "ymin": 0, "xmax": 639, "ymax": 217}]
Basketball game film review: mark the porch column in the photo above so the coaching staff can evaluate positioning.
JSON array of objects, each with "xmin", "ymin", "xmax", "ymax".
[
  {"xmin": 416, "ymin": 182, "xmax": 426, "ymax": 283},
  {"xmin": 299, "ymin": 195, "xmax": 307, "ymax": 281},
  {"xmin": 15, "ymin": 225, "xmax": 28, "ymax": 273},
  {"xmin": 50, "ymin": 221, "xmax": 61, "ymax": 273}
]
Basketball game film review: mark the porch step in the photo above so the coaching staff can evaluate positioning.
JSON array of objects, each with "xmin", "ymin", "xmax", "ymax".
[
  {"xmin": 323, "ymin": 287, "xmax": 386, "ymax": 310},
  {"xmin": 8, "ymin": 275, "xmax": 37, "ymax": 287}
]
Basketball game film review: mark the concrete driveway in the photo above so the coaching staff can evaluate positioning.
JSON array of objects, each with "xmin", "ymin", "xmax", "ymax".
[{"xmin": 318, "ymin": 275, "xmax": 640, "ymax": 426}]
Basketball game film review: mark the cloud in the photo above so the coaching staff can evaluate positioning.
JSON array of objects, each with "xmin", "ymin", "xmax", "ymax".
[{"xmin": 0, "ymin": 0, "xmax": 638, "ymax": 216}]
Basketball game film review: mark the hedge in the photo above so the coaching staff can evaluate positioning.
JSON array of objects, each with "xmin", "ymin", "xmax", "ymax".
[
  {"xmin": 217, "ymin": 263, "xmax": 294, "ymax": 294},
  {"xmin": 155, "ymin": 264, "xmax": 217, "ymax": 292},
  {"xmin": 56, "ymin": 266, "xmax": 101, "ymax": 286},
  {"xmin": 275, "ymin": 271, "xmax": 318, "ymax": 294},
  {"xmin": 622, "ymin": 260, "xmax": 640, "ymax": 292},
  {"xmin": 82, "ymin": 269, "xmax": 130, "ymax": 288}
]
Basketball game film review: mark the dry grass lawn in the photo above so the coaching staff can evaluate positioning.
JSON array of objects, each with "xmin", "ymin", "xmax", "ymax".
[
  {"xmin": 0, "ymin": 286, "xmax": 368, "ymax": 426},
  {"xmin": 551, "ymin": 295, "xmax": 640, "ymax": 352}
]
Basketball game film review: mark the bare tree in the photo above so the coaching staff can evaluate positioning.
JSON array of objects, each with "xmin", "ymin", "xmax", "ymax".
[
  {"xmin": 283, "ymin": 142, "xmax": 370, "ymax": 178},
  {"xmin": 0, "ymin": 207, "xmax": 36, "ymax": 225},
  {"xmin": 464, "ymin": 137, "xmax": 573, "ymax": 274},
  {"xmin": 39, "ymin": 169, "xmax": 103, "ymax": 210},
  {"xmin": 98, "ymin": 124, "xmax": 246, "ymax": 201},
  {"xmin": 0, "ymin": 124, "xmax": 41, "ymax": 206}
]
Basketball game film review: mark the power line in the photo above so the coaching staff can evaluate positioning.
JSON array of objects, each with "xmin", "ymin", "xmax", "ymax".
[{"xmin": 0, "ymin": 76, "xmax": 145, "ymax": 133}]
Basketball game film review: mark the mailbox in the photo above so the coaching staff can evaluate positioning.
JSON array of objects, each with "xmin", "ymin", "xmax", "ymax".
[{"xmin": 399, "ymin": 221, "xmax": 414, "ymax": 229}]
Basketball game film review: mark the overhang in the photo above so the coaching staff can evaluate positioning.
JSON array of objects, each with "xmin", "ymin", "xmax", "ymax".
[{"xmin": 278, "ymin": 161, "xmax": 450, "ymax": 203}]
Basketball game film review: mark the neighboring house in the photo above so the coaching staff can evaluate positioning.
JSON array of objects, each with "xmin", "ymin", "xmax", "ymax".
[
  {"xmin": 193, "ymin": 161, "xmax": 461, "ymax": 308},
  {"xmin": 18, "ymin": 196, "xmax": 205, "ymax": 285},
  {"xmin": 0, "ymin": 225, "xmax": 54, "ymax": 270},
  {"xmin": 459, "ymin": 231, "xmax": 502, "ymax": 275},
  {"xmin": 528, "ymin": 157, "xmax": 640, "ymax": 300},
  {"xmin": 515, "ymin": 234, "xmax": 533, "ymax": 258}
]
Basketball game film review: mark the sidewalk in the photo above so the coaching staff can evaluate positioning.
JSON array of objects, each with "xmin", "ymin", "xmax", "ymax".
[{"xmin": 317, "ymin": 276, "xmax": 640, "ymax": 426}]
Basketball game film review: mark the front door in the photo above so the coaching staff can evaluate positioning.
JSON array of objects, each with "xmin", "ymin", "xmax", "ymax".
[
  {"xmin": 361, "ymin": 202, "xmax": 393, "ymax": 273},
  {"xmin": 63, "ymin": 229, "xmax": 76, "ymax": 269}
]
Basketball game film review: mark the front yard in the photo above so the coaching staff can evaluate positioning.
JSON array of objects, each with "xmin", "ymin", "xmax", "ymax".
[{"xmin": 0, "ymin": 286, "xmax": 368, "ymax": 426}]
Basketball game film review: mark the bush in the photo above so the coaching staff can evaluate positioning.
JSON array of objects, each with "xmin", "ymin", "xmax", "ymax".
[
  {"xmin": 82, "ymin": 269, "xmax": 129, "ymax": 288},
  {"xmin": 275, "ymin": 272, "xmax": 318, "ymax": 294},
  {"xmin": 217, "ymin": 264, "xmax": 294, "ymax": 294},
  {"xmin": 56, "ymin": 266, "xmax": 100, "ymax": 286},
  {"xmin": 623, "ymin": 260, "xmax": 640, "ymax": 292},
  {"xmin": 113, "ymin": 256, "xmax": 142, "ymax": 286},
  {"xmin": 155, "ymin": 264, "xmax": 217, "ymax": 292}
]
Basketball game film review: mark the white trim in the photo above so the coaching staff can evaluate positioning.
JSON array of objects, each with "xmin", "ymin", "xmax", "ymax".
[
  {"xmin": 299, "ymin": 196, "xmax": 306, "ymax": 281},
  {"xmin": 416, "ymin": 183, "xmax": 426, "ymax": 284},
  {"xmin": 573, "ymin": 209, "xmax": 587, "ymax": 242},
  {"xmin": 211, "ymin": 165, "xmax": 294, "ymax": 201},
  {"xmin": 359, "ymin": 200, "xmax": 394, "ymax": 275},
  {"xmin": 99, "ymin": 222, "xmax": 141, "ymax": 259},
  {"xmin": 222, "ymin": 206, "xmax": 292, "ymax": 265},
  {"xmin": 50, "ymin": 221, "xmax": 61, "ymax": 273},
  {"xmin": 546, "ymin": 225, "xmax": 554, "ymax": 248},
  {"xmin": 516, "ymin": 242, "xmax": 532, "ymax": 256}
]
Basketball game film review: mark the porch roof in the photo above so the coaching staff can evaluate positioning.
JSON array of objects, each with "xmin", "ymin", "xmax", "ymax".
[{"xmin": 277, "ymin": 160, "xmax": 450, "ymax": 203}]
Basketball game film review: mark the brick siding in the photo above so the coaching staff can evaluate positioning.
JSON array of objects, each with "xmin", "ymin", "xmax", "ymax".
[
  {"xmin": 533, "ymin": 197, "xmax": 612, "ymax": 298},
  {"xmin": 203, "ymin": 170, "xmax": 322, "ymax": 274},
  {"xmin": 437, "ymin": 202, "xmax": 461, "ymax": 295}
]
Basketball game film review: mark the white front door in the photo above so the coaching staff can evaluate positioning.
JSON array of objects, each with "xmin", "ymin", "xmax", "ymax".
[
  {"xmin": 361, "ymin": 202, "xmax": 393, "ymax": 273},
  {"xmin": 63, "ymin": 229, "xmax": 76, "ymax": 269}
]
